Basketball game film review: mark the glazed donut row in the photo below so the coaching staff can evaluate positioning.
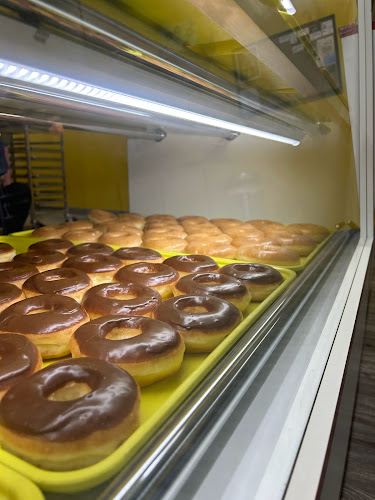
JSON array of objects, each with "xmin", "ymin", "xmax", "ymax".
[
  {"xmin": 29, "ymin": 211, "xmax": 330, "ymax": 265},
  {"xmin": 0, "ymin": 240, "xmax": 285, "ymax": 472}
]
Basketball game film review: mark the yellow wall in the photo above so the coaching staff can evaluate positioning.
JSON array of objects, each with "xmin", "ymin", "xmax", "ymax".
[{"xmin": 63, "ymin": 130, "xmax": 129, "ymax": 211}]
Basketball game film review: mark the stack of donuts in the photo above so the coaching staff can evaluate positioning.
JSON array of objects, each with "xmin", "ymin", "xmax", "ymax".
[
  {"xmin": 30, "ymin": 210, "xmax": 330, "ymax": 267},
  {"xmin": 0, "ymin": 236, "xmax": 286, "ymax": 472}
]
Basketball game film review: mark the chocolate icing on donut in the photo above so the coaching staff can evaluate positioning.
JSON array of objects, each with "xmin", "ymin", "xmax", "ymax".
[
  {"xmin": 67, "ymin": 243, "xmax": 114, "ymax": 257},
  {"xmin": 113, "ymin": 247, "xmax": 162, "ymax": 261},
  {"xmin": 83, "ymin": 282, "xmax": 162, "ymax": 317},
  {"xmin": 73, "ymin": 315, "xmax": 181, "ymax": 363},
  {"xmin": 63, "ymin": 254, "xmax": 122, "ymax": 274},
  {"xmin": 115, "ymin": 262, "xmax": 179, "ymax": 287},
  {"xmin": 0, "ymin": 262, "xmax": 38, "ymax": 284},
  {"xmin": 14, "ymin": 250, "xmax": 65, "ymax": 267},
  {"xmin": 175, "ymin": 273, "xmax": 247, "ymax": 300},
  {"xmin": 23, "ymin": 268, "xmax": 91, "ymax": 295},
  {"xmin": 155, "ymin": 294, "xmax": 242, "ymax": 331},
  {"xmin": 0, "ymin": 358, "xmax": 138, "ymax": 441},
  {"xmin": 0, "ymin": 283, "xmax": 23, "ymax": 305},
  {"xmin": 163, "ymin": 255, "xmax": 219, "ymax": 274},
  {"xmin": 220, "ymin": 263, "xmax": 283, "ymax": 285},
  {"xmin": 0, "ymin": 295, "xmax": 88, "ymax": 334},
  {"xmin": 0, "ymin": 243, "xmax": 15, "ymax": 255},
  {"xmin": 0, "ymin": 334, "xmax": 40, "ymax": 390},
  {"xmin": 29, "ymin": 239, "xmax": 73, "ymax": 254}
]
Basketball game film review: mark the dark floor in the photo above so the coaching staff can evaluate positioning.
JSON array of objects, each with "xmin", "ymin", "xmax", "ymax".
[{"xmin": 341, "ymin": 272, "xmax": 375, "ymax": 499}]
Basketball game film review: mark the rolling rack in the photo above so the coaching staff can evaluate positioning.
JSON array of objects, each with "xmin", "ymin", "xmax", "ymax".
[{"xmin": 9, "ymin": 124, "xmax": 70, "ymax": 226}]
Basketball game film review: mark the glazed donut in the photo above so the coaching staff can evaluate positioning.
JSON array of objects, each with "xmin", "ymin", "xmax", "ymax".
[
  {"xmin": 182, "ymin": 223, "xmax": 221, "ymax": 234},
  {"xmin": 246, "ymin": 220, "xmax": 284, "ymax": 231},
  {"xmin": 154, "ymin": 294, "xmax": 242, "ymax": 353},
  {"xmin": 67, "ymin": 243, "xmax": 114, "ymax": 258},
  {"xmin": 272, "ymin": 234, "xmax": 317, "ymax": 256},
  {"xmin": 63, "ymin": 255, "xmax": 123, "ymax": 286},
  {"xmin": 186, "ymin": 233, "xmax": 232, "ymax": 244},
  {"xmin": 178, "ymin": 215, "xmax": 208, "ymax": 224},
  {"xmin": 70, "ymin": 316, "xmax": 184, "ymax": 386},
  {"xmin": 0, "ymin": 333, "xmax": 42, "ymax": 400},
  {"xmin": 62, "ymin": 229, "xmax": 102, "ymax": 242},
  {"xmin": 82, "ymin": 282, "xmax": 162, "ymax": 319},
  {"xmin": 61, "ymin": 220, "xmax": 94, "ymax": 231},
  {"xmin": 112, "ymin": 247, "xmax": 163, "ymax": 266},
  {"xmin": 0, "ymin": 358, "xmax": 140, "ymax": 470},
  {"xmin": 32, "ymin": 225, "xmax": 67, "ymax": 239},
  {"xmin": 0, "ymin": 283, "xmax": 25, "ymax": 313},
  {"xmin": 0, "ymin": 295, "xmax": 89, "ymax": 358},
  {"xmin": 185, "ymin": 242, "xmax": 237, "ymax": 259},
  {"xmin": 174, "ymin": 273, "xmax": 251, "ymax": 312},
  {"xmin": 23, "ymin": 268, "xmax": 92, "ymax": 304},
  {"xmin": 145, "ymin": 221, "xmax": 181, "ymax": 229},
  {"xmin": 0, "ymin": 262, "xmax": 38, "ymax": 288},
  {"xmin": 163, "ymin": 254, "xmax": 219, "ymax": 277},
  {"xmin": 0, "ymin": 244, "xmax": 16, "ymax": 262},
  {"xmin": 144, "ymin": 228, "xmax": 187, "ymax": 239},
  {"xmin": 115, "ymin": 262, "xmax": 179, "ymax": 300},
  {"xmin": 95, "ymin": 222, "xmax": 142, "ymax": 235},
  {"xmin": 143, "ymin": 237, "xmax": 187, "ymax": 253},
  {"xmin": 14, "ymin": 250, "xmax": 66, "ymax": 272},
  {"xmin": 88, "ymin": 209, "xmax": 117, "ymax": 224},
  {"xmin": 237, "ymin": 243, "xmax": 300, "ymax": 267},
  {"xmin": 287, "ymin": 223, "xmax": 330, "ymax": 243},
  {"xmin": 220, "ymin": 263, "xmax": 284, "ymax": 301},
  {"xmin": 231, "ymin": 236, "xmax": 280, "ymax": 248},
  {"xmin": 146, "ymin": 214, "xmax": 177, "ymax": 223},
  {"xmin": 223, "ymin": 224, "xmax": 264, "ymax": 239},
  {"xmin": 28, "ymin": 238, "xmax": 73, "ymax": 255},
  {"xmin": 99, "ymin": 232, "xmax": 143, "ymax": 247},
  {"xmin": 116, "ymin": 213, "xmax": 145, "ymax": 229},
  {"xmin": 210, "ymin": 218, "xmax": 242, "ymax": 228}
]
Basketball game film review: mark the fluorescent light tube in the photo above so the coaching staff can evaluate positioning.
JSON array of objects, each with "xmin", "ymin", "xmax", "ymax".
[
  {"xmin": 280, "ymin": 0, "xmax": 296, "ymax": 15},
  {"xmin": 0, "ymin": 59, "xmax": 300, "ymax": 146}
]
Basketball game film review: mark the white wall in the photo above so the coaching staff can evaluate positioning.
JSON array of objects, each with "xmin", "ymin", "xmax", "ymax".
[{"xmin": 128, "ymin": 125, "xmax": 359, "ymax": 226}]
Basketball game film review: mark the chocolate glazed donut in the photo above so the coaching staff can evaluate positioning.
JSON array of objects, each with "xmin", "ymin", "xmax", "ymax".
[
  {"xmin": 70, "ymin": 315, "xmax": 185, "ymax": 386},
  {"xmin": 63, "ymin": 254, "xmax": 123, "ymax": 285},
  {"xmin": 23, "ymin": 268, "xmax": 92, "ymax": 304},
  {"xmin": 0, "ymin": 295, "xmax": 89, "ymax": 358},
  {"xmin": 163, "ymin": 255, "xmax": 219, "ymax": 277},
  {"xmin": 82, "ymin": 282, "xmax": 162, "ymax": 319},
  {"xmin": 66, "ymin": 243, "xmax": 114, "ymax": 257},
  {"xmin": 29, "ymin": 239, "xmax": 74, "ymax": 255},
  {"xmin": 14, "ymin": 250, "xmax": 66, "ymax": 272},
  {"xmin": 115, "ymin": 262, "xmax": 179, "ymax": 300},
  {"xmin": 174, "ymin": 272, "xmax": 251, "ymax": 312},
  {"xmin": 0, "ymin": 358, "xmax": 140, "ymax": 470},
  {"xmin": 154, "ymin": 294, "xmax": 242, "ymax": 353},
  {"xmin": 0, "ymin": 283, "xmax": 25, "ymax": 313},
  {"xmin": 220, "ymin": 263, "xmax": 284, "ymax": 301},
  {"xmin": 112, "ymin": 247, "xmax": 163, "ymax": 265},
  {"xmin": 0, "ymin": 333, "xmax": 42, "ymax": 400},
  {"xmin": 0, "ymin": 262, "xmax": 38, "ymax": 288}
]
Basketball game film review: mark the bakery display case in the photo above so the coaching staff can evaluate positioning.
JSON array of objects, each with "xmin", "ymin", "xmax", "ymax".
[{"xmin": 0, "ymin": 0, "xmax": 372, "ymax": 499}]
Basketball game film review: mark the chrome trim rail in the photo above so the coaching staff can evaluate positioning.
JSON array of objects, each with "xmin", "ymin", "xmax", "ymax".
[{"xmin": 100, "ymin": 230, "xmax": 356, "ymax": 500}]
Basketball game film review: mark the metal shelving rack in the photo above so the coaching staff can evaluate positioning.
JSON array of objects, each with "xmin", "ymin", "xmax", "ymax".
[{"xmin": 9, "ymin": 124, "xmax": 69, "ymax": 227}]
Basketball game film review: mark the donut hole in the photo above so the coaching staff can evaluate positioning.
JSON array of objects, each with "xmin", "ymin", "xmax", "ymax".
[
  {"xmin": 27, "ymin": 308, "xmax": 50, "ymax": 315},
  {"xmin": 48, "ymin": 381, "xmax": 92, "ymax": 401},
  {"xmin": 108, "ymin": 292, "xmax": 138, "ymax": 300},
  {"xmin": 44, "ymin": 276, "xmax": 66, "ymax": 282},
  {"xmin": 105, "ymin": 327, "xmax": 142, "ymax": 340},
  {"xmin": 182, "ymin": 306, "xmax": 208, "ymax": 314}
]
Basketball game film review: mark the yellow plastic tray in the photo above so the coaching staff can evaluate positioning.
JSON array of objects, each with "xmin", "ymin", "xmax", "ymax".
[
  {"xmin": 0, "ymin": 463, "xmax": 44, "ymax": 500},
  {"xmin": 0, "ymin": 236, "xmax": 296, "ymax": 493}
]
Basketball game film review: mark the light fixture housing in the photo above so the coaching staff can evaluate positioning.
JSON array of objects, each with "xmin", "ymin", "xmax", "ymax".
[{"xmin": 0, "ymin": 59, "xmax": 300, "ymax": 146}]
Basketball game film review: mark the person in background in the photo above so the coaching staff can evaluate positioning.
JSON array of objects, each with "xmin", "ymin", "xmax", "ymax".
[{"xmin": 0, "ymin": 136, "xmax": 31, "ymax": 234}]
